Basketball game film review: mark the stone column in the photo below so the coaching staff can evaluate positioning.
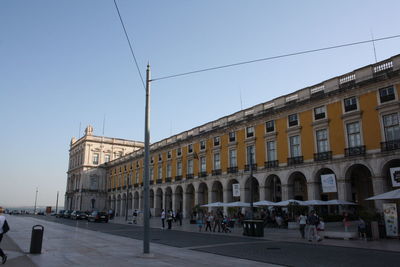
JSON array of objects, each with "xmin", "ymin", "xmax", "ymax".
[
  {"xmin": 207, "ymin": 189, "xmax": 213, "ymax": 212},
  {"xmin": 172, "ymin": 193, "xmax": 177, "ymax": 212},
  {"xmin": 337, "ymin": 178, "xmax": 352, "ymax": 201},
  {"xmin": 307, "ymin": 182, "xmax": 320, "ymax": 200},
  {"xmin": 223, "ymin": 189, "xmax": 229, "ymax": 215},
  {"xmin": 182, "ymin": 191, "xmax": 188, "ymax": 219},
  {"xmin": 371, "ymin": 176, "xmax": 386, "ymax": 212},
  {"xmin": 259, "ymin": 186, "xmax": 266, "ymax": 201},
  {"xmin": 281, "ymin": 184, "xmax": 289, "ymax": 200}
]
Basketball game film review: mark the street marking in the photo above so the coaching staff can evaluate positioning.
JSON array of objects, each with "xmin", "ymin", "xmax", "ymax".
[{"xmin": 185, "ymin": 240, "xmax": 273, "ymax": 250}]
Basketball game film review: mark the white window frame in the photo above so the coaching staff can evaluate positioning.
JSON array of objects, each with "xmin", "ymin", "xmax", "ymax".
[
  {"xmin": 213, "ymin": 153, "xmax": 221, "ymax": 170},
  {"xmin": 229, "ymin": 148, "xmax": 237, "ymax": 167},
  {"xmin": 289, "ymin": 135, "xmax": 301, "ymax": 157},
  {"xmin": 266, "ymin": 140, "xmax": 277, "ymax": 161}
]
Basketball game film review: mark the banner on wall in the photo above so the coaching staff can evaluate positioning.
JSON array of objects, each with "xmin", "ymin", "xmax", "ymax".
[
  {"xmin": 232, "ymin": 183, "xmax": 240, "ymax": 197},
  {"xmin": 390, "ymin": 167, "xmax": 400, "ymax": 187},
  {"xmin": 383, "ymin": 203, "xmax": 398, "ymax": 237},
  {"xmin": 321, "ymin": 174, "xmax": 337, "ymax": 193}
]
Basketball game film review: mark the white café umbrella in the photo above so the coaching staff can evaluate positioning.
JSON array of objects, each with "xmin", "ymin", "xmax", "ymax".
[
  {"xmin": 273, "ymin": 199, "xmax": 306, "ymax": 206},
  {"xmin": 366, "ymin": 189, "xmax": 400, "ymax": 200},
  {"xmin": 224, "ymin": 201, "xmax": 251, "ymax": 207},
  {"xmin": 303, "ymin": 200, "xmax": 327, "ymax": 206},
  {"xmin": 326, "ymin": 199, "xmax": 357, "ymax": 205},
  {"xmin": 201, "ymin": 202, "xmax": 225, "ymax": 207},
  {"xmin": 253, "ymin": 200, "xmax": 276, "ymax": 206}
]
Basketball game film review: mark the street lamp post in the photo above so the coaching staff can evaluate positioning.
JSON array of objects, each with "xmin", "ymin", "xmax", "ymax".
[
  {"xmin": 249, "ymin": 151, "xmax": 254, "ymax": 220},
  {"xmin": 34, "ymin": 187, "xmax": 38, "ymax": 214},
  {"xmin": 143, "ymin": 64, "xmax": 151, "ymax": 254}
]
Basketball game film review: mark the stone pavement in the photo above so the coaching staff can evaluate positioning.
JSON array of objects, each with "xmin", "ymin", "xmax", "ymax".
[
  {"xmin": 2, "ymin": 215, "xmax": 280, "ymax": 267},
  {"xmin": 110, "ymin": 215, "xmax": 400, "ymax": 252}
]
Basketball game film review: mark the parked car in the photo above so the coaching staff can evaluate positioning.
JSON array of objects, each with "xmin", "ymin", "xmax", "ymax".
[
  {"xmin": 88, "ymin": 211, "xmax": 109, "ymax": 223},
  {"xmin": 56, "ymin": 210, "xmax": 65, "ymax": 218},
  {"xmin": 63, "ymin": 210, "xmax": 73, "ymax": 219},
  {"xmin": 71, "ymin": 210, "xmax": 88, "ymax": 220}
]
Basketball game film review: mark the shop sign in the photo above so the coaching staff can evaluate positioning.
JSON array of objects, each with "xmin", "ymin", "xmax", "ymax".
[
  {"xmin": 383, "ymin": 203, "xmax": 398, "ymax": 237},
  {"xmin": 232, "ymin": 183, "xmax": 240, "ymax": 197},
  {"xmin": 321, "ymin": 174, "xmax": 337, "ymax": 193},
  {"xmin": 390, "ymin": 167, "xmax": 400, "ymax": 187}
]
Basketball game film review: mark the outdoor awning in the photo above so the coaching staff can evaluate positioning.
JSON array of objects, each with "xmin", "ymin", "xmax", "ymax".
[
  {"xmin": 224, "ymin": 201, "xmax": 251, "ymax": 207},
  {"xmin": 303, "ymin": 200, "xmax": 327, "ymax": 206},
  {"xmin": 273, "ymin": 199, "xmax": 306, "ymax": 206},
  {"xmin": 253, "ymin": 200, "xmax": 276, "ymax": 206},
  {"xmin": 366, "ymin": 189, "xmax": 400, "ymax": 200},
  {"xmin": 200, "ymin": 202, "xmax": 225, "ymax": 207},
  {"xmin": 325, "ymin": 199, "xmax": 357, "ymax": 205}
]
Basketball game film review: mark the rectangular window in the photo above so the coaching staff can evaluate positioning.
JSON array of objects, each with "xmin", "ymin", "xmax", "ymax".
[
  {"xmin": 347, "ymin": 122, "xmax": 361, "ymax": 147},
  {"xmin": 187, "ymin": 159, "xmax": 193, "ymax": 174},
  {"xmin": 379, "ymin": 86, "xmax": 395, "ymax": 103},
  {"xmin": 167, "ymin": 163, "xmax": 172, "ymax": 178},
  {"xmin": 158, "ymin": 165, "xmax": 162, "ymax": 179},
  {"xmin": 229, "ymin": 149, "xmax": 237, "ymax": 167},
  {"xmin": 200, "ymin": 140, "xmax": 206, "ymax": 150},
  {"xmin": 289, "ymin": 135, "xmax": 301, "ymax": 157},
  {"xmin": 167, "ymin": 150, "xmax": 172, "ymax": 159},
  {"xmin": 158, "ymin": 154, "xmax": 162, "ymax": 162},
  {"xmin": 213, "ymin": 153, "xmax": 220, "ymax": 170},
  {"xmin": 246, "ymin": 145, "xmax": 255, "ymax": 164},
  {"xmin": 177, "ymin": 161, "xmax": 182, "ymax": 176},
  {"xmin": 150, "ymin": 157, "xmax": 154, "ymax": 164},
  {"xmin": 266, "ymin": 120, "xmax": 275, "ymax": 132},
  {"xmin": 214, "ymin": 136, "xmax": 220, "ymax": 146},
  {"xmin": 150, "ymin": 167, "xmax": 154, "ymax": 181},
  {"xmin": 246, "ymin": 126, "xmax": 254, "ymax": 138},
  {"xmin": 200, "ymin": 157, "xmax": 206, "ymax": 172},
  {"xmin": 383, "ymin": 113, "xmax": 400, "ymax": 141},
  {"xmin": 177, "ymin": 148, "xmax": 182, "ymax": 156},
  {"xmin": 188, "ymin": 144, "xmax": 193, "ymax": 154},
  {"xmin": 229, "ymin": 131, "xmax": 236, "ymax": 142},
  {"xmin": 314, "ymin": 106, "xmax": 326, "ymax": 120},
  {"xmin": 104, "ymin": 154, "xmax": 110, "ymax": 163},
  {"xmin": 288, "ymin": 114, "xmax": 298, "ymax": 127},
  {"xmin": 266, "ymin": 141, "xmax": 276, "ymax": 161},
  {"xmin": 92, "ymin": 153, "xmax": 99, "ymax": 165},
  {"xmin": 344, "ymin": 97, "xmax": 357, "ymax": 112},
  {"xmin": 316, "ymin": 129, "xmax": 329, "ymax": 153}
]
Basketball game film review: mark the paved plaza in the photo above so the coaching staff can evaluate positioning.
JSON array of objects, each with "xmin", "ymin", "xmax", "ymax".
[{"xmin": 1, "ymin": 215, "xmax": 400, "ymax": 267}]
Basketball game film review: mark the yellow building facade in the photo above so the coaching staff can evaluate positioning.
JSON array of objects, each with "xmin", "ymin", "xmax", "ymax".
[{"xmin": 69, "ymin": 55, "xmax": 400, "ymax": 218}]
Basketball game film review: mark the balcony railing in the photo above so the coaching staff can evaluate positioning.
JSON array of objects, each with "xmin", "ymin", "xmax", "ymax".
[
  {"xmin": 287, "ymin": 156, "xmax": 304, "ymax": 166},
  {"xmin": 117, "ymin": 186, "xmax": 121, "ymax": 190},
  {"xmin": 140, "ymin": 182, "xmax": 143, "ymax": 187},
  {"xmin": 186, "ymin": 173, "xmax": 194, "ymax": 179},
  {"xmin": 264, "ymin": 160, "xmax": 279, "ymax": 168},
  {"xmin": 314, "ymin": 113, "xmax": 326, "ymax": 120},
  {"xmin": 133, "ymin": 183, "xmax": 139, "ymax": 188},
  {"xmin": 381, "ymin": 140, "xmax": 400, "ymax": 151},
  {"xmin": 175, "ymin": 175, "xmax": 182, "ymax": 181},
  {"xmin": 314, "ymin": 151, "xmax": 332, "ymax": 161},
  {"xmin": 245, "ymin": 164, "xmax": 257, "ymax": 172},
  {"xmin": 198, "ymin": 171, "xmax": 208, "ymax": 177},
  {"xmin": 227, "ymin": 166, "xmax": 238, "ymax": 173},
  {"xmin": 212, "ymin": 169, "xmax": 222, "ymax": 176},
  {"xmin": 165, "ymin": 177, "xmax": 172, "ymax": 183},
  {"xmin": 123, "ymin": 186, "xmax": 127, "ymax": 190},
  {"xmin": 345, "ymin": 146, "xmax": 366, "ymax": 157},
  {"xmin": 156, "ymin": 179, "xmax": 162, "ymax": 184}
]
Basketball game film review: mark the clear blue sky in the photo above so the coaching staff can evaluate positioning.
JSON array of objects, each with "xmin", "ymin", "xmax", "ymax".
[{"xmin": 1, "ymin": 0, "xmax": 400, "ymax": 207}]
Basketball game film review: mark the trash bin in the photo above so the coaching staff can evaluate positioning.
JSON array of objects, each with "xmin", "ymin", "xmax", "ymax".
[
  {"xmin": 30, "ymin": 225, "xmax": 44, "ymax": 254},
  {"xmin": 243, "ymin": 220, "xmax": 264, "ymax": 237}
]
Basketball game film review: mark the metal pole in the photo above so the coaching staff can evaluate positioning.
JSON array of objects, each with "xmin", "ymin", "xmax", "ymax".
[
  {"xmin": 143, "ymin": 64, "xmax": 151, "ymax": 254},
  {"xmin": 249, "ymin": 150, "xmax": 254, "ymax": 220},
  {"xmin": 125, "ymin": 178, "xmax": 129, "ymax": 221},
  {"xmin": 56, "ymin": 191, "xmax": 59, "ymax": 214},
  {"xmin": 34, "ymin": 187, "xmax": 38, "ymax": 214}
]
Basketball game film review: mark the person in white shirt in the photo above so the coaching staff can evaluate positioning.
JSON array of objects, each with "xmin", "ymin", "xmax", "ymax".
[
  {"xmin": 161, "ymin": 209, "xmax": 166, "ymax": 229},
  {"xmin": 0, "ymin": 207, "xmax": 8, "ymax": 264},
  {"xmin": 298, "ymin": 213, "xmax": 307, "ymax": 239}
]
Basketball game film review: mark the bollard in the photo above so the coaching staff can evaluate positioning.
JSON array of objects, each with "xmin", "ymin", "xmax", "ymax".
[{"xmin": 30, "ymin": 225, "xmax": 44, "ymax": 254}]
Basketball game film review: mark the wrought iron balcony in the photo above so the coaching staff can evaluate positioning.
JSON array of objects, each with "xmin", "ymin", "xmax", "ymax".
[
  {"xmin": 314, "ymin": 151, "xmax": 332, "ymax": 161},
  {"xmin": 186, "ymin": 173, "xmax": 194, "ymax": 179},
  {"xmin": 287, "ymin": 156, "xmax": 304, "ymax": 166},
  {"xmin": 227, "ymin": 166, "xmax": 238, "ymax": 173},
  {"xmin": 117, "ymin": 187, "xmax": 121, "ymax": 190},
  {"xmin": 133, "ymin": 183, "xmax": 139, "ymax": 188},
  {"xmin": 381, "ymin": 140, "xmax": 400, "ymax": 151},
  {"xmin": 345, "ymin": 146, "xmax": 366, "ymax": 157},
  {"xmin": 198, "ymin": 171, "xmax": 208, "ymax": 177},
  {"xmin": 123, "ymin": 186, "xmax": 127, "ymax": 190},
  {"xmin": 165, "ymin": 177, "xmax": 172, "ymax": 183},
  {"xmin": 244, "ymin": 164, "xmax": 257, "ymax": 172},
  {"xmin": 212, "ymin": 169, "xmax": 222, "ymax": 176},
  {"xmin": 264, "ymin": 160, "xmax": 279, "ymax": 168},
  {"xmin": 175, "ymin": 175, "xmax": 182, "ymax": 181},
  {"xmin": 156, "ymin": 179, "xmax": 162, "ymax": 184}
]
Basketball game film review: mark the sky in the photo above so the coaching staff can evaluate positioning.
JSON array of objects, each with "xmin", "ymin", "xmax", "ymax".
[{"xmin": 1, "ymin": 0, "xmax": 400, "ymax": 208}]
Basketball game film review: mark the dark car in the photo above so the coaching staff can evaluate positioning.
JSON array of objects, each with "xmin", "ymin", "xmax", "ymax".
[
  {"xmin": 63, "ymin": 210, "xmax": 73, "ymax": 219},
  {"xmin": 88, "ymin": 211, "xmax": 109, "ymax": 223},
  {"xmin": 56, "ymin": 210, "xmax": 65, "ymax": 218},
  {"xmin": 71, "ymin": 210, "xmax": 88, "ymax": 220}
]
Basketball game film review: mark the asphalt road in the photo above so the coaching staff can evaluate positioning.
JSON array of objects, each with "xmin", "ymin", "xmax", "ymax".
[{"xmin": 27, "ymin": 216, "xmax": 400, "ymax": 267}]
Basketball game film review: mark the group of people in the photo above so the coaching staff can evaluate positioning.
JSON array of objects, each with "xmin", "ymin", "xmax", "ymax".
[
  {"xmin": 0, "ymin": 207, "xmax": 9, "ymax": 265},
  {"xmin": 298, "ymin": 210, "xmax": 325, "ymax": 242},
  {"xmin": 160, "ymin": 209, "xmax": 182, "ymax": 230},
  {"xmin": 195, "ymin": 210, "xmax": 231, "ymax": 233}
]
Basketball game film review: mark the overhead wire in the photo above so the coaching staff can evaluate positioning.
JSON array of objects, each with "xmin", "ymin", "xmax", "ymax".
[
  {"xmin": 113, "ymin": 0, "xmax": 146, "ymax": 90},
  {"xmin": 151, "ymin": 34, "xmax": 400, "ymax": 82}
]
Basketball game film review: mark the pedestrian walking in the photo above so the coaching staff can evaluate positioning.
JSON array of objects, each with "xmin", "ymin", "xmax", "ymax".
[
  {"xmin": 317, "ymin": 217, "xmax": 325, "ymax": 241},
  {"xmin": 167, "ymin": 210, "xmax": 173, "ymax": 229},
  {"xmin": 298, "ymin": 213, "xmax": 307, "ymax": 239},
  {"xmin": 132, "ymin": 210, "xmax": 138, "ymax": 224},
  {"xmin": 176, "ymin": 210, "xmax": 182, "ymax": 226},
  {"xmin": 161, "ymin": 209, "xmax": 166, "ymax": 229},
  {"xmin": 205, "ymin": 212, "xmax": 213, "ymax": 232},
  {"xmin": 213, "ymin": 209, "xmax": 223, "ymax": 232},
  {"xmin": 196, "ymin": 212, "xmax": 204, "ymax": 232},
  {"xmin": 343, "ymin": 212, "xmax": 350, "ymax": 232},
  {"xmin": 0, "ymin": 207, "xmax": 9, "ymax": 264},
  {"xmin": 357, "ymin": 217, "xmax": 367, "ymax": 241},
  {"xmin": 307, "ymin": 210, "xmax": 320, "ymax": 242}
]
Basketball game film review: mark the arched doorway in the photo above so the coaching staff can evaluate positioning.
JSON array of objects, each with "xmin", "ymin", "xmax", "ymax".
[
  {"xmin": 155, "ymin": 188, "xmax": 163, "ymax": 216},
  {"xmin": 314, "ymin": 168, "xmax": 338, "ymax": 201},
  {"xmin": 211, "ymin": 181, "xmax": 223, "ymax": 203},
  {"xmin": 150, "ymin": 189, "xmax": 154, "ymax": 209},
  {"xmin": 198, "ymin": 183, "xmax": 208, "ymax": 206},
  {"xmin": 122, "ymin": 194, "xmax": 127, "ymax": 217},
  {"xmin": 287, "ymin": 172, "xmax": 308, "ymax": 200},
  {"xmin": 117, "ymin": 195, "xmax": 121, "ymax": 216},
  {"xmin": 133, "ymin": 191, "xmax": 139, "ymax": 210},
  {"xmin": 128, "ymin": 193, "xmax": 133, "ymax": 211},
  {"xmin": 226, "ymin": 179, "xmax": 240, "ymax": 202},
  {"xmin": 165, "ymin": 187, "xmax": 173, "ymax": 211},
  {"xmin": 244, "ymin": 176, "xmax": 260, "ymax": 203},
  {"xmin": 185, "ymin": 184, "xmax": 195, "ymax": 217},
  {"xmin": 346, "ymin": 164, "xmax": 374, "ymax": 210},
  {"xmin": 174, "ymin": 186, "xmax": 183, "ymax": 212},
  {"xmin": 265, "ymin": 175, "xmax": 282, "ymax": 202}
]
